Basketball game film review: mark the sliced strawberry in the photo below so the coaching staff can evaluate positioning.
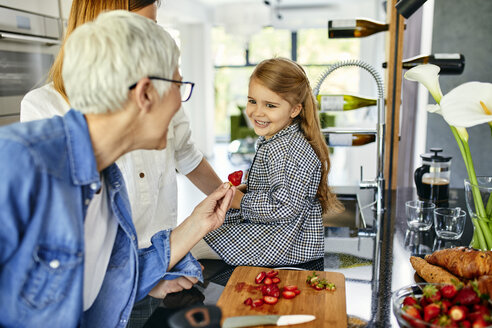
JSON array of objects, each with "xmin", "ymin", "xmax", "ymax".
[
  {"xmin": 262, "ymin": 284, "xmax": 280, "ymax": 297},
  {"xmin": 460, "ymin": 320, "xmax": 472, "ymax": 328},
  {"xmin": 263, "ymin": 296, "xmax": 278, "ymax": 305},
  {"xmin": 283, "ymin": 285, "xmax": 298, "ymax": 291},
  {"xmin": 441, "ymin": 284, "xmax": 458, "ymax": 299},
  {"xmin": 255, "ymin": 271, "xmax": 266, "ymax": 284},
  {"xmin": 282, "ymin": 290, "xmax": 296, "ymax": 299},
  {"xmin": 272, "ymin": 277, "xmax": 281, "ymax": 284},
  {"xmin": 449, "ymin": 305, "xmax": 467, "ymax": 321},
  {"xmin": 252, "ymin": 299, "xmax": 264, "ymax": 308},
  {"xmin": 266, "ymin": 270, "xmax": 278, "ymax": 278},
  {"xmin": 227, "ymin": 170, "xmax": 243, "ymax": 186},
  {"xmin": 243, "ymin": 297, "xmax": 253, "ymax": 306},
  {"xmin": 294, "ymin": 289, "xmax": 301, "ymax": 295},
  {"xmin": 263, "ymin": 277, "xmax": 273, "ymax": 285},
  {"xmin": 270, "ymin": 289, "xmax": 280, "ymax": 298},
  {"xmin": 424, "ymin": 303, "xmax": 442, "ymax": 322}
]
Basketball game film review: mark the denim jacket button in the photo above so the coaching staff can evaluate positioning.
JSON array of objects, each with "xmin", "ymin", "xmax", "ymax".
[
  {"xmin": 49, "ymin": 259, "xmax": 60, "ymax": 269},
  {"xmin": 85, "ymin": 198, "xmax": 90, "ymax": 206},
  {"xmin": 90, "ymin": 183, "xmax": 98, "ymax": 190}
]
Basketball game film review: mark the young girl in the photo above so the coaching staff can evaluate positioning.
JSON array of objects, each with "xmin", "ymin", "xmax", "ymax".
[{"xmin": 203, "ymin": 57, "xmax": 341, "ymax": 266}]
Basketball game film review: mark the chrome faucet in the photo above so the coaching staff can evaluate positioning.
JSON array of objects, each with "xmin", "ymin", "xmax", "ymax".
[{"xmin": 313, "ymin": 59, "xmax": 386, "ymax": 215}]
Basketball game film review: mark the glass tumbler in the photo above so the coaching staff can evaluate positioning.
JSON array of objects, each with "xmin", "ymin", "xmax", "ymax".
[
  {"xmin": 433, "ymin": 207, "xmax": 466, "ymax": 240},
  {"xmin": 406, "ymin": 200, "xmax": 435, "ymax": 231}
]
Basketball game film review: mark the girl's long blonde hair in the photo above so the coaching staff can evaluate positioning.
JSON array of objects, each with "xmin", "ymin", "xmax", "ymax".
[
  {"xmin": 49, "ymin": 0, "xmax": 158, "ymax": 102},
  {"xmin": 250, "ymin": 57, "xmax": 342, "ymax": 214}
]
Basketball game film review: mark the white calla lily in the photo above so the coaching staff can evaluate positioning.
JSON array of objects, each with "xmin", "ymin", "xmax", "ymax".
[
  {"xmin": 426, "ymin": 104, "xmax": 442, "ymax": 115},
  {"xmin": 404, "ymin": 64, "xmax": 492, "ymax": 250},
  {"xmin": 455, "ymin": 127, "xmax": 469, "ymax": 142},
  {"xmin": 404, "ymin": 64, "xmax": 443, "ymax": 104},
  {"xmin": 439, "ymin": 82, "xmax": 492, "ymax": 128}
]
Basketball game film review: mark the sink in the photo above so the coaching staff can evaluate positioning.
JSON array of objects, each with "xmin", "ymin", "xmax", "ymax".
[
  {"xmin": 322, "ymin": 192, "xmax": 375, "ymax": 261},
  {"xmin": 323, "ymin": 193, "xmax": 361, "ymax": 230}
]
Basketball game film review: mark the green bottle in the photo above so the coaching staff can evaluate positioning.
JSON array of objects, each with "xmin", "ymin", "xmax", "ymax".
[{"xmin": 316, "ymin": 94, "xmax": 377, "ymax": 112}]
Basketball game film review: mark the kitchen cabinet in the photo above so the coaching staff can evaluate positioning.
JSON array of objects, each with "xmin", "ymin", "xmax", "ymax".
[{"xmin": 0, "ymin": 0, "xmax": 58, "ymax": 17}]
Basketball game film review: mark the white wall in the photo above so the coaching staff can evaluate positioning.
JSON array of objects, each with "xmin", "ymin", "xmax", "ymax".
[
  {"xmin": 158, "ymin": 0, "xmax": 215, "ymax": 157},
  {"xmin": 179, "ymin": 23, "xmax": 215, "ymax": 157}
]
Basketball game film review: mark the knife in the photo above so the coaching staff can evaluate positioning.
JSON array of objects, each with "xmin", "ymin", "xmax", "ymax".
[{"xmin": 222, "ymin": 314, "xmax": 315, "ymax": 328}]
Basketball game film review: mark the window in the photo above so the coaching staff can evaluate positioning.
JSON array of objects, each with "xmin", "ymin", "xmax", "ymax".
[
  {"xmin": 212, "ymin": 27, "xmax": 361, "ymax": 139},
  {"xmin": 249, "ymin": 27, "xmax": 291, "ymax": 63}
]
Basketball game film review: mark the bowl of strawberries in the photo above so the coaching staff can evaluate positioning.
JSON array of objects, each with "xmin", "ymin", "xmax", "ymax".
[{"xmin": 392, "ymin": 282, "xmax": 492, "ymax": 327}]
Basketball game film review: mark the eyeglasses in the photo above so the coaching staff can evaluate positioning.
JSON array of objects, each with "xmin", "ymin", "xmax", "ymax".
[{"xmin": 129, "ymin": 76, "xmax": 195, "ymax": 102}]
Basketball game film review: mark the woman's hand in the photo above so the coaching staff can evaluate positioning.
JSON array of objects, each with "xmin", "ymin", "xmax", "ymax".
[
  {"xmin": 190, "ymin": 182, "xmax": 235, "ymax": 232},
  {"xmin": 168, "ymin": 183, "xmax": 234, "ymax": 270}
]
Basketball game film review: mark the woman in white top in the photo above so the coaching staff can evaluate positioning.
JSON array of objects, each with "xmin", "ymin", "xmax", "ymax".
[{"xmin": 20, "ymin": 0, "xmax": 224, "ymax": 327}]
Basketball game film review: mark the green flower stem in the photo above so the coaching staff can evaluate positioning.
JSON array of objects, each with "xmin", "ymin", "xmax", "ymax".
[
  {"xmin": 462, "ymin": 140, "xmax": 488, "ymax": 218},
  {"xmin": 470, "ymin": 231, "xmax": 480, "ymax": 249},
  {"xmin": 472, "ymin": 218, "xmax": 487, "ymax": 250},
  {"xmin": 486, "ymin": 193, "xmax": 492, "ymax": 219},
  {"xmin": 450, "ymin": 126, "xmax": 492, "ymax": 249}
]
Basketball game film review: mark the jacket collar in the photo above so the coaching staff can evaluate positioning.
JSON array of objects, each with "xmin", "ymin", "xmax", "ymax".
[
  {"xmin": 63, "ymin": 109, "xmax": 100, "ymax": 186},
  {"xmin": 257, "ymin": 122, "xmax": 300, "ymax": 147}
]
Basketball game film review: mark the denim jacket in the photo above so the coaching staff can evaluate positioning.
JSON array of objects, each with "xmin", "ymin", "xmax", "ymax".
[{"xmin": 0, "ymin": 109, "xmax": 203, "ymax": 328}]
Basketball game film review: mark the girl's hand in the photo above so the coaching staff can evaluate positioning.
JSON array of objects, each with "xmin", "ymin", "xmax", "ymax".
[
  {"xmin": 190, "ymin": 182, "xmax": 235, "ymax": 232},
  {"xmin": 231, "ymin": 188, "xmax": 245, "ymax": 210},
  {"xmin": 148, "ymin": 276, "xmax": 198, "ymax": 299},
  {"xmin": 237, "ymin": 183, "xmax": 247, "ymax": 192}
]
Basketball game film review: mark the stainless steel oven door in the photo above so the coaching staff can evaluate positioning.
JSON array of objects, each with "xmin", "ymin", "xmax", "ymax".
[{"xmin": 0, "ymin": 6, "xmax": 60, "ymax": 126}]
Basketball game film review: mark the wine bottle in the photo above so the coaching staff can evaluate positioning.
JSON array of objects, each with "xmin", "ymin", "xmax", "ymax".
[
  {"xmin": 328, "ymin": 18, "xmax": 389, "ymax": 38},
  {"xmin": 319, "ymin": 113, "xmax": 335, "ymax": 129},
  {"xmin": 382, "ymin": 53, "xmax": 465, "ymax": 75},
  {"xmin": 316, "ymin": 94, "xmax": 377, "ymax": 112},
  {"xmin": 325, "ymin": 133, "xmax": 376, "ymax": 147}
]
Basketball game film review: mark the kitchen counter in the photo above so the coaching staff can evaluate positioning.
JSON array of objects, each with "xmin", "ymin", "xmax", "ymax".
[
  {"xmin": 144, "ymin": 186, "xmax": 472, "ymax": 327},
  {"xmin": 387, "ymin": 187, "xmax": 470, "ymax": 327}
]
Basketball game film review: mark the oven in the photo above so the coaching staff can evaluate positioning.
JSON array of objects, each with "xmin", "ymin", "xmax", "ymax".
[{"xmin": 0, "ymin": 5, "xmax": 61, "ymax": 126}]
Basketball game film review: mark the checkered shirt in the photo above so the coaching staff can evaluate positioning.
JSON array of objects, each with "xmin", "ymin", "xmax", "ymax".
[{"xmin": 205, "ymin": 123, "xmax": 324, "ymax": 266}]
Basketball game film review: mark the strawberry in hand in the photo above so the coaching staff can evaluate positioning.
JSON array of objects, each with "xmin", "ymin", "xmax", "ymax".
[{"xmin": 228, "ymin": 170, "xmax": 243, "ymax": 186}]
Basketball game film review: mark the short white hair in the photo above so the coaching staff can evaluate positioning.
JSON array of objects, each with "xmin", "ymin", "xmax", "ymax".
[{"xmin": 62, "ymin": 10, "xmax": 180, "ymax": 114}]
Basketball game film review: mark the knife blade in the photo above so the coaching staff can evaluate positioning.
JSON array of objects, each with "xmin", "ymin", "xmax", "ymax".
[{"xmin": 222, "ymin": 314, "xmax": 315, "ymax": 328}]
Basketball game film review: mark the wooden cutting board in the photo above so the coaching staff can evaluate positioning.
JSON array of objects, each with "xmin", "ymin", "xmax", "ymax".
[{"xmin": 216, "ymin": 266, "xmax": 347, "ymax": 328}]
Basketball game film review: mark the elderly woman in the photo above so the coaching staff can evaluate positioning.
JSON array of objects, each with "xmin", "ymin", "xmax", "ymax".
[{"xmin": 0, "ymin": 11, "xmax": 234, "ymax": 328}]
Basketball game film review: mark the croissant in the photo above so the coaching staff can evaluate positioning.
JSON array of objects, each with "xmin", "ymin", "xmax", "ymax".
[
  {"xmin": 477, "ymin": 275, "xmax": 492, "ymax": 296},
  {"xmin": 410, "ymin": 256, "xmax": 460, "ymax": 284},
  {"xmin": 424, "ymin": 247, "xmax": 492, "ymax": 279}
]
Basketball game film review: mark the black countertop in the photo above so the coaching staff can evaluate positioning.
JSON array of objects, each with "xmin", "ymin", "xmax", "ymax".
[
  {"xmin": 145, "ymin": 186, "xmax": 471, "ymax": 328},
  {"xmin": 387, "ymin": 187, "xmax": 470, "ymax": 327}
]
